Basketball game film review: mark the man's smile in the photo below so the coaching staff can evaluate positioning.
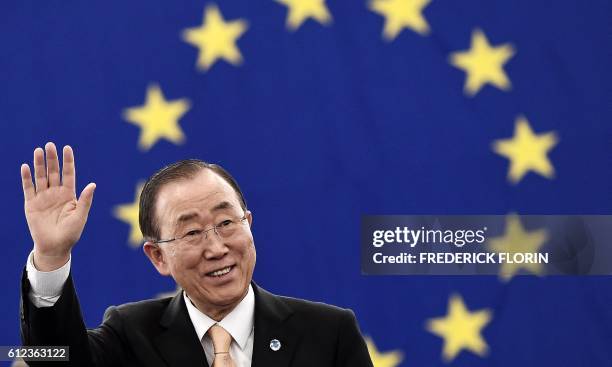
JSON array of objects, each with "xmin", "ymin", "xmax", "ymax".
[{"xmin": 205, "ymin": 264, "xmax": 235, "ymax": 278}]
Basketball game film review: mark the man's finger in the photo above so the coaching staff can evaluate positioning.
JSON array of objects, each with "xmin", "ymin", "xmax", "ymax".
[
  {"xmin": 77, "ymin": 183, "xmax": 96, "ymax": 217},
  {"xmin": 62, "ymin": 145, "xmax": 76, "ymax": 191},
  {"xmin": 21, "ymin": 164, "xmax": 36, "ymax": 201},
  {"xmin": 46, "ymin": 142, "xmax": 60, "ymax": 187},
  {"xmin": 33, "ymin": 147, "xmax": 47, "ymax": 192}
]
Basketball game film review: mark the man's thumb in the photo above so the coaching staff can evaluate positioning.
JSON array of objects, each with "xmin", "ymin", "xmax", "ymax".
[{"xmin": 77, "ymin": 183, "xmax": 96, "ymax": 215}]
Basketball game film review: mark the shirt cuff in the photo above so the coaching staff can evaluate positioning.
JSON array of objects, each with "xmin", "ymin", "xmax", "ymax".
[{"xmin": 26, "ymin": 250, "xmax": 71, "ymax": 307}]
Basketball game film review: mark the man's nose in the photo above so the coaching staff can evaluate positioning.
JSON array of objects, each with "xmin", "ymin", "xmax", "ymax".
[{"xmin": 203, "ymin": 233, "xmax": 228, "ymax": 259}]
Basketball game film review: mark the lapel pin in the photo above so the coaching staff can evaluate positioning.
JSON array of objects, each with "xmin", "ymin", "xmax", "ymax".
[{"xmin": 269, "ymin": 339, "xmax": 281, "ymax": 351}]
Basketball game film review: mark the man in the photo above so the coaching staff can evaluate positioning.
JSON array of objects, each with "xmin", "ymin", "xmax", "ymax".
[{"xmin": 20, "ymin": 142, "xmax": 373, "ymax": 367}]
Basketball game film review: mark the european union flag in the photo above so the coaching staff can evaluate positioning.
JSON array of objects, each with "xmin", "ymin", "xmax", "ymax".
[{"xmin": 1, "ymin": 0, "xmax": 611, "ymax": 365}]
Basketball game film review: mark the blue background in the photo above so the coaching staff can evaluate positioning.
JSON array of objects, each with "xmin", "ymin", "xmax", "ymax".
[{"xmin": 1, "ymin": 0, "xmax": 611, "ymax": 365}]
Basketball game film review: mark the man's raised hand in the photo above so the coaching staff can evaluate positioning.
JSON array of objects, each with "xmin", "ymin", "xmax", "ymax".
[{"xmin": 21, "ymin": 142, "xmax": 96, "ymax": 271}]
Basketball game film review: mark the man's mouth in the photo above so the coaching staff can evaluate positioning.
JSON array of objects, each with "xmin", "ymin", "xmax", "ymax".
[{"xmin": 206, "ymin": 265, "xmax": 234, "ymax": 277}]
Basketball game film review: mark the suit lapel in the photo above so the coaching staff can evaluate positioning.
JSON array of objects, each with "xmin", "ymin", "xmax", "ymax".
[
  {"xmin": 251, "ymin": 282, "xmax": 298, "ymax": 367},
  {"xmin": 154, "ymin": 292, "xmax": 209, "ymax": 367}
]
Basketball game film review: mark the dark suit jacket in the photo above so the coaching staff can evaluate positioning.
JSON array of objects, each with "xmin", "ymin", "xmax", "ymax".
[{"xmin": 20, "ymin": 271, "xmax": 374, "ymax": 367}]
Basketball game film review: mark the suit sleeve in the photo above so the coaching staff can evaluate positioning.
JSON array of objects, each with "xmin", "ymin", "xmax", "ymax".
[
  {"xmin": 20, "ymin": 268, "xmax": 126, "ymax": 367},
  {"xmin": 335, "ymin": 309, "xmax": 374, "ymax": 367}
]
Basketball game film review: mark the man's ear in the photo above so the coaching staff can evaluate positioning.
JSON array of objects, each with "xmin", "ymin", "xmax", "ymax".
[
  {"xmin": 143, "ymin": 242, "xmax": 171, "ymax": 276},
  {"xmin": 245, "ymin": 210, "xmax": 253, "ymax": 227}
]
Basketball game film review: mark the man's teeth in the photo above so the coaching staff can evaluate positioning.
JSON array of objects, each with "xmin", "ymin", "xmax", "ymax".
[{"xmin": 209, "ymin": 266, "xmax": 232, "ymax": 277}]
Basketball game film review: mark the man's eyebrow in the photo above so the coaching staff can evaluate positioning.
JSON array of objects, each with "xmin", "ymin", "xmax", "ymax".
[
  {"xmin": 174, "ymin": 202, "xmax": 235, "ymax": 225},
  {"xmin": 211, "ymin": 201, "xmax": 234, "ymax": 212},
  {"xmin": 175, "ymin": 212, "xmax": 200, "ymax": 225}
]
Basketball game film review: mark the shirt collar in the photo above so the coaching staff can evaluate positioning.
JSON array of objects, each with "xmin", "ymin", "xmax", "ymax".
[{"xmin": 183, "ymin": 284, "xmax": 254, "ymax": 350}]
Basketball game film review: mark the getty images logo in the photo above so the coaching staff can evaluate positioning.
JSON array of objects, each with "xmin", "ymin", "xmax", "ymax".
[{"xmin": 372, "ymin": 226, "xmax": 488, "ymax": 248}]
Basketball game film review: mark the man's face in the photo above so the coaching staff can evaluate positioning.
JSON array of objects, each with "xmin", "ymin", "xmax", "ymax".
[{"xmin": 153, "ymin": 169, "xmax": 256, "ymax": 313}]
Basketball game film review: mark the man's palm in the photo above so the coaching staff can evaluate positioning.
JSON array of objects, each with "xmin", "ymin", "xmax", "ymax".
[
  {"xmin": 26, "ymin": 185, "xmax": 83, "ymax": 255},
  {"xmin": 21, "ymin": 143, "xmax": 95, "ymax": 265}
]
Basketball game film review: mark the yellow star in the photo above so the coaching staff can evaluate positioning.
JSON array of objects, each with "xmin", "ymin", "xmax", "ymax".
[
  {"xmin": 492, "ymin": 115, "xmax": 559, "ymax": 184},
  {"xmin": 449, "ymin": 29, "xmax": 515, "ymax": 96},
  {"xmin": 113, "ymin": 183, "xmax": 145, "ymax": 248},
  {"xmin": 123, "ymin": 84, "xmax": 190, "ymax": 151},
  {"xmin": 182, "ymin": 4, "xmax": 248, "ymax": 71},
  {"xmin": 364, "ymin": 337, "xmax": 403, "ymax": 367},
  {"xmin": 488, "ymin": 214, "xmax": 549, "ymax": 281},
  {"xmin": 426, "ymin": 293, "xmax": 492, "ymax": 362},
  {"xmin": 276, "ymin": 0, "xmax": 332, "ymax": 31},
  {"xmin": 369, "ymin": 0, "xmax": 431, "ymax": 40}
]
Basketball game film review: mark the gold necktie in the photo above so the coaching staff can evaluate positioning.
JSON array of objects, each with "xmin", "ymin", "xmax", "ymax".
[{"xmin": 207, "ymin": 324, "xmax": 236, "ymax": 367}]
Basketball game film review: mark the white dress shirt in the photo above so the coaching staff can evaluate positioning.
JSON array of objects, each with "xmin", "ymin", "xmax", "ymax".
[
  {"xmin": 26, "ymin": 251, "xmax": 255, "ymax": 367},
  {"xmin": 26, "ymin": 250, "xmax": 71, "ymax": 307},
  {"xmin": 184, "ymin": 285, "xmax": 254, "ymax": 367}
]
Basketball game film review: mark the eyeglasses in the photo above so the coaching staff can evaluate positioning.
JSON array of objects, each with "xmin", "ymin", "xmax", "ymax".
[{"xmin": 154, "ymin": 215, "xmax": 248, "ymax": 247}]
